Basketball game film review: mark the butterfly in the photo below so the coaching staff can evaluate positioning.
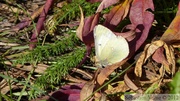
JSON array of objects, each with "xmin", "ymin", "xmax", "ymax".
[{"xmin": 93, "ymin": 25, "xmax": 129, "ymax": 67}]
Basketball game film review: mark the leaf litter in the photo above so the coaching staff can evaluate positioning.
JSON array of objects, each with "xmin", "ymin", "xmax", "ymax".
[{"xmin": 0, "ymin": 0, "xmax": 180, "ymax": 101}]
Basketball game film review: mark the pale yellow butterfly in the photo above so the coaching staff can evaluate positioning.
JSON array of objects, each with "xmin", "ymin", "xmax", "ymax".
[{"xmin": 94, "ymin": 25, "xmax": 129, "ymax": 66}]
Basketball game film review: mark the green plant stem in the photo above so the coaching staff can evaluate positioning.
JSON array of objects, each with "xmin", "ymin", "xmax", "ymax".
[
  {"xmin": 0, "ymin": 93, "xmax": 13, "ymax": 101},
  {"xmin": 17, "ymin": 68, "xmax": 34, "ymax": 101},
  {"xmin": 2, "ymin": 57, "xmax": 13, "ymax": 100},
  {"xmin": 84, "ymin": 61, "xmax": 136, "ymax": 101},
  {"xmin": 0, "ymin": 74, "xmax": 45, "ymax": 98}
]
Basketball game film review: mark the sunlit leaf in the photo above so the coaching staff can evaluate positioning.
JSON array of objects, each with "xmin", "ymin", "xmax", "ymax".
[
  {"xmin": 103, "ymin": 0, "xmax": 132, "ymax": 29},
  {"xmin": 161, "ymin": 2, "xmax": 180, "ymax": 45}
]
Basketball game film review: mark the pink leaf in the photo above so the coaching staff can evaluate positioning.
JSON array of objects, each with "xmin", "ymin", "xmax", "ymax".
[
  {"xmin": 96, "ymin": 0, "xmax": 119, "ymax": 12},
  {"xmin": 29, "ymin": 0, "xmax": 54, "ymax": 50},
  {"xmin": 103, "ymin": 0, "xmax": 132, "ymax": 29},
  {"xmin": 47, "ymin": 84, "xmax": 84, "ymax": 101},
  {"xmin": 128, "ymin": 0, "xmax": 154, "ymax": 55}
]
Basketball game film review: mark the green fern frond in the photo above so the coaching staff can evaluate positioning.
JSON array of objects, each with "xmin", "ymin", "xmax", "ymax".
[
  {"xmin": 28, "ymin": 47, "xmax": 86, "ymax": 99},
  {"xmin": 35, "ymin": 47, "xmax": 85, "ymax": 88},
  {"xmin": 13, "ymin": 33, "xmax": 81, "ymax": 65}
]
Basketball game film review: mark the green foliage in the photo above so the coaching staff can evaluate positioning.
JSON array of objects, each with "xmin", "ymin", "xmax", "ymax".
[
  {"xmin": 10, "ymin": 0, "xmax": 98, "ymax": 98},
  {"xmin": 11, "ymin": 28, "xmax": 87, "ymax": 98},
  {"xmin": 14, "ymin": 32, "xmax": 81, "ymax": 65},
  {"xmin": 28, "ymin": 47, "xmax": 85, "ymax": 99},
  {"xmin": 35, "ymin": 47, "xmax": 85, "ymax": 88},
  {"xmin": 0, "ymin": 73, "xmax": 47, "ymax": 100},
  {"xmin": 144, "ymin": 82, "xmax": 159, "ymax": 94},
  {"xmin": 169, "ymin": 72, "xmax": 180, "ymax": 94},
  {"xmin": 47, "ymin": 0, "xmax": 99, "ymax": 35}
]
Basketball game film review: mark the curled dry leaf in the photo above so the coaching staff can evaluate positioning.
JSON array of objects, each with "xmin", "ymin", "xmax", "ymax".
[
  {"xmin": 134, "ymin": 40, "xmax": 175, "ymax": 78},
  {"xmin": 76, "ymin": 6, "xmax": 84, "ymax": 42},
  {"xmin": 29, "ymin": 0, "xmax": 54, "ymax": 49},
  {"xmin": 105, "ymin": 81, "xmax": 130, "ymax": 95},
  {"xmin": 124, "ymin": 67, "xmax": 143, "ymax": 93},
  {"xmin": 76, "ymin": 6, "xmax": 99, "ymax": 46},
  {"xmin": 103, "ymin": 0, "xmax": 132, "ymax": 29},
  {"xmin": 135, "ymin": 2, "xmax": 180, "ymax": 78},
  {"xmin": 96, "ymin": 0, "xmax": 119, "ymax": 12},
  {"xmin": 76, "ymin": 7, "xmax": 99, "ymax": 71},
  {"xmin": 75, "ymin": 6, "xmax": 101, "ymax": 77},
  {"xmin": 80, "ymin": 69, "xmax": 100, "ymax": 101}
]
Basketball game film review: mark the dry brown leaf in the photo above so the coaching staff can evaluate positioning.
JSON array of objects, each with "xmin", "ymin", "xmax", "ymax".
[
  {"xmin": 80, "ymin": 69, "xmax": 100, "ymax": 101},
  {"xmin": 1, "ymin": 85, "xmax": 23, "ymax": 94},
  {"xmin": 105, "ymin": 81, "xmax": 130, "ymax": 94},
  {"xmin": 97, "ymin": 58, "xmax": 128, "ymax": 85},
  {"xmin": 124, "ymin": 68, "xmax": 143, "ymax": 93},
  {"xmin": 4, "ymin": 61, "xmax": 47, "ymax": 74},
  {"xmin": 76, "ymin": 6, "xmax": 84, "ymax": 42},
  {"xmin": 76, "ymin": 7, "xmax": 99, "ymax": 46},
  {"xmin": 134, "ymin": 40, "xmax": 175, "ymax": 78},
  {"xmin": 80, "ymin": 78, "xmax": 95, "ymax": 101}
]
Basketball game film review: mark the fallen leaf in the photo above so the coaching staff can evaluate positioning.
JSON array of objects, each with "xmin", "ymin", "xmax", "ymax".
[
  {"xmin": 76, "ymin": 7, "xmax": 96, "ymax": 71},
  {"xmin": 96, "ymin": 0, "xmax": 119, "ymax": 12},
  {"xmin": 105, "ymin": 81, "xmax": 130, "ymax": 94},
  {"xmin": 86, "ymin": 0, "xmax": 102, "ymax": 3},
  {"xmin": 29, "ymin": 0, "xmax": 54, "ymax": 49},
  {"xmin": 128, "ymin": 0, "xmax": 154, "ymax": 53},
  {"xmin": 76, "ymin": 7, "xmax": 100, "ymax": 46},
  {"xmin": 12, "ymin": 5, "xmax": 44, "ymax": 31},
  {"xmin": 103, "ymin": 0, "xmax": 132, "ymax": 29},
  {"xmin": 80, "ymin": 69, "xmax": 100, "ymax": 101},
  {"xmin": 76, "ymin": 6, "xmax": 84, "ymax": 42},
  {"xmin": 124, "ymin": 67, "xmax": 143, "ymax": 93},
  {"xmin": 134, "ymin": 40, "xmax": 175, "ymax": 78},
  {"xmin": 47, "ymin": 84, "xmax": 84, "ymax": 101}
]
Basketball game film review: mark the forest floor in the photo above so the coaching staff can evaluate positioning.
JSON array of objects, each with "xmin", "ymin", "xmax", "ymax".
[{"xmin": 0, "ymin": 0, "xmax": 180, "ymax": 101}]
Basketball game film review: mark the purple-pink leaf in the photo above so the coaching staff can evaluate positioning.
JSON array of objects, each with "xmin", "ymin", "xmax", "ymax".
[
  {"xmin": 103, "ymin": 0, "xmax": 132, "ymax": 29},
  {"xmin": 29, "ymin": 0, "xmax": 54, "ymax": 50},
  {"xmin": 128, "ymin": 0, "xmax": 154, "ymax": 55},
  {"xmin": 76, "ymin": 7, "xmax": 99, "ymax": 70},
  {"xmin": 76, "ymin": 7, "xmax": 100, "ymax": 46},
  {"xmin": 12, "ymin": 5, "xmax": 44, "ymax": 32},
  {"xmin": 47, "ymin": 84, "xmax": 84, "ymax": 101},
  {"xmin": 86, "ymin": 0, "xmax": 102, "ymax": 3},
  {"xmin": 152, "ymin": 47, "xmax": 169, "ymax": 66},
  {"xmin": 96, "ymin": 0, "xmax": 119, "ymax": 12}
]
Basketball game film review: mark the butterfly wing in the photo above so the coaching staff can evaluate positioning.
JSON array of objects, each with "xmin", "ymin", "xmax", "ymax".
[
  {"xmin": 99, "ymin": 35, "xmax": 129, "ymax": 66},
  {"xmin": 94, "ymin": 25, "xmax": 129, "ymax": 66},
  {"xmin": 94, "ymin": 25, "xmax": 114, "ymax": 65}
]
